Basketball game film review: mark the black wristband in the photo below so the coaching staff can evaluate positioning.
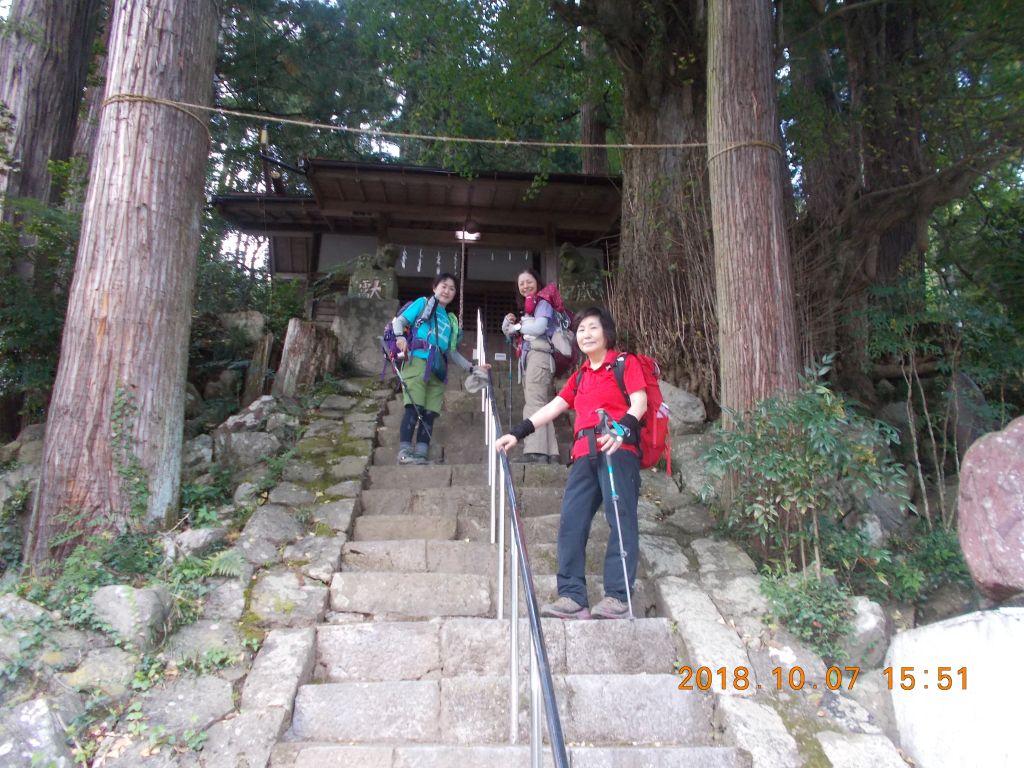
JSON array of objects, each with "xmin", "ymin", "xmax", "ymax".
[
  {"xmin": 620, "ymin": 414, "xmax": 641, "ymax": 443},
  {"xmin": 510, "ymin": 419, "xmax": 536, "ymax": 441}
]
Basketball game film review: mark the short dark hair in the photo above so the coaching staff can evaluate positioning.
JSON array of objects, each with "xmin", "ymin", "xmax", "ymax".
[
  {"xmin": 572, "ymin": 306, "xmax": 617, "ymax": 349},
  {"xmin": 514, "ymin": 268, "xmax": 545, "ymax": 310},
  {"xmin": 433, "ymin": 272, "xmax": 457, "ymax": 290}
]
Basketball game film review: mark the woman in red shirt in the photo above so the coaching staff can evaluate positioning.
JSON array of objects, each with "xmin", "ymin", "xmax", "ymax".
[{"xmin": 495, "ymin": 307, "xmax": 647, "ymax": 619}]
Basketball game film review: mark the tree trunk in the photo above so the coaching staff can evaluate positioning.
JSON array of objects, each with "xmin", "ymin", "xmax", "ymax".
[
  {"xmin": 579, "ymin": 28, "xmax": 609, "ymax": 175},
  {"xmin": 272, "ymin": 320, "xmax": 338, "ymax": 398},
  {"xmin": 610, "ymin": 76, "xmax": 719, "ymax": 401},
  {"xmin": 71, "ymin": 4, "xmax": 112, "ymax": 177},
  {"xmin": 562, "ymin": 0, "xmax": 720, "ymax": 402},
  {"xmin": 242, "ymin": 332, "xmax": 275, "ymax": 408},
  {"xmin": 27, "ymin": 0, "xmax": 219, "ymax": 568},
  {"xmin": 0, "ymin": 0, "xmax": 103, "ymax": 220},
  {"xmin": 707, "ymin": 0, "xmax": 799, "ymax": 416}
]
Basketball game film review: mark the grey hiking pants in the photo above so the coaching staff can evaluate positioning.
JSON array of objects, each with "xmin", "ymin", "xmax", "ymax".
[{"xmin": 522, "ymin": 340, "xmax": 559, "ymax": 458}]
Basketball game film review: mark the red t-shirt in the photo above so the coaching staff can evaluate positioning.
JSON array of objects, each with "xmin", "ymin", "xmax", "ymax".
[{"xmin": 557, "ymin": 350, "xmax": 646, "ymax": 460}]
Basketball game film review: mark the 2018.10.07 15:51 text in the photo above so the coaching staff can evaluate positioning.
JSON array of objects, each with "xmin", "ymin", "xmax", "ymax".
[
  {"xmin": 675, "ymin": 666, "xmax": 863, "ymax": 691},
  {"xmin": 676, "ymin": 666, "xmax": 969, "ymax": 691}
]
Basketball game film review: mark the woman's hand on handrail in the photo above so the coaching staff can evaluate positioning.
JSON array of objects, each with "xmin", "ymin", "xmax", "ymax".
[{"xmin": 495, "ymin": 434, "xmax": 518, "ymax": 453}]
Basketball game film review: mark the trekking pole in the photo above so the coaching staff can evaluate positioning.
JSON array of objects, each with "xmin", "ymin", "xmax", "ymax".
[
  {"xmin": 381, "ymin": 340, "xmax": 432, "ymax": 443},
  {"xmin": 596, "ymin": 409, "xmax": 635, "ymax": 621},
  {"xmin": 507, "ymin": 336, "xmax": 514, "ymax": 428}
]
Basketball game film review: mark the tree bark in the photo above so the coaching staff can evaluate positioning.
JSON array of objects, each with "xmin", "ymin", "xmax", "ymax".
[
  {"xmin": 707, "ymin": 0, "xmax": 799, "ymax": 416},
  {"xmin": 272, "ymin": 320, "xmax": 338, "ymax": 398},
  {"xmin": 579, "ymin": 26, "xmax": 609, "ymax": 175},
  {"xmin": 556, "ymin": 0, "xmax": 719, "ymax": 402},
  {"xmin": 71, "ymin": 4, "xmax": 112, "ymax": 177},
  {"xmin": 242, "ymin": 332, "xmax": 275, "ymax": 408},
  {"xmin": 0, "ymin": 0, "xmax": 103, "ymax": 220},
  {"xmin": 27, "ymin": 0, "xmax": 220, "ymax": 568}
]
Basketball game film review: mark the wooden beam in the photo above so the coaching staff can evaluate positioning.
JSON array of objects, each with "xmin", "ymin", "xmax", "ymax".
[
  {"xmin": 386, "ymin": 227, "xmax": 547, "ymax": 250},
  {"xmin": 320, "ymin": 201, "xmax": 613, "ymax": 231}
]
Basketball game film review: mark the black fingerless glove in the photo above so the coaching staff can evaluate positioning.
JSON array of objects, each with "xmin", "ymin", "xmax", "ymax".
[
  {"xmin": 620, "ymin": 414, "xmax": 641, "ymax": 443},
  {"xmin": 510, "ymin": 419, "xmax": 536, "ymax": 441}
]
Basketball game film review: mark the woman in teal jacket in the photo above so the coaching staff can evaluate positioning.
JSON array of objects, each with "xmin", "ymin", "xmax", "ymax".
[{"xmin": 391, "ymin": 273, "xmax": 475, "ymax": 464}]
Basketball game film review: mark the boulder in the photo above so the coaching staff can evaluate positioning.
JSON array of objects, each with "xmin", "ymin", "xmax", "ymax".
[
  {"xmin": 203, "ymin": 368, "xmax": 242, "ymax": 401},
  {"xmin": 0, "ymin": 696, "xmax": 80, "ymax": 767},
  {"xmin": 884, "ymin": 610, "xmax": 1019, "ymax": 765},
  {"xmin": 659, "ymin": 380, "xmax": 707, "ymax": 434},
  {"xmin": 330, "ymin": 297, "xmax": 400, "ymax": 376},
  {"xmin": 136, "ymin": 674, "xmax": 234, "ymax": 736},
  {"xmin": 266, "ymin": 411, "xmax": 301, "ymax": 442},
  {"xmin": 915, "ymin": 581, "xmax": 980, "ymax": 625},
  {"xmin": 219, "ymin": 309, "xmax": 267, "ymax": 344},
  {"xmin": 89, "ymin": 585, "xmax": 173, "ymax": 651},
  {"xmin": 887, "ymin": 608, "xmax": 1023, "ymax": 768},
  {"xmin": 173, "ymin": 526, "xmax": 228, "ymax": 558},
  {"xmin": 958, "ymin": 416, "xmax": 1024, "ymax": 599},
  {"xmin": 58, "ymin": 646, "xmax": 137, "ymax": 700},
  {"xmin": 181, "ymin": 433, "xmax": 213, "ymax": 480},
  {"xmin": 840, "ymin": 596, "xmax": 891, "ymax": 668},
  {"xmin": 184, "ymin": 381, "xmax": 204, "ymax": 418},
  {"xmin": 214, "ymin": 430, "xmax": 281, "ymax": 470},
  {"xmin": 218, "ymin": 395, "xmax": 278, "ymax": 433},
  {"xmin": 672, "ymin": 432, "xmax": 716, "ymax": 500}
]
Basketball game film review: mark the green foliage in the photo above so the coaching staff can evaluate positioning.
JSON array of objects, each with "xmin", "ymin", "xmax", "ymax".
[
  {"xmin": 0, "ymin": 613, "xmax": 56, "ymax": 688},
  {"xmin": 702, "ymin": 357, "xmax": 912, "ymax": 571},
  {"xmin": 111, "ymin": 387, "xmax": 150, "ymax": 519},
  {"xmin": 131, "ymin": 655, "xmax": 167, "ymax": 692},
  {"xmin": 350, "ymin": 0, "xmax": 615, "ymax": 174},
  {"xmin": 214, "ymin": 0, "xmax": 395, "ymax": 196},
  {"xmin": 762, "ymin": 570, "xmax": 854, "ymax": 662},
  {"xmin": 0, "ymin": 188, "xmax": 80, "ymax": 425},
  {"xmin": 180, "ymin": 465, "xmax": 234, "ymax": 528},
  {"xmin": 0, "ymin": 479, "xmax": 30, "ymax": 575},
  {"xmin": 256, "ymin": 448, "xmax": 296, "ymax": 493}
]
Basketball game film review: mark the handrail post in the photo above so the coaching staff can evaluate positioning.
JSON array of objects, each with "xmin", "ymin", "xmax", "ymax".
[
  {"xmin": 530, "ymin": 638, "xmax": 542, "ymax": 768},
  {"xmin": 509, "ymin": 531, "xmax": 520, "ymax": 743},
  {"xmin": 496, "ymin": 445, "xmax": 505, "ymax": 620},
  {"xmin": 478, "ymin": 318, "xmax": 569, "ymax": 768}
]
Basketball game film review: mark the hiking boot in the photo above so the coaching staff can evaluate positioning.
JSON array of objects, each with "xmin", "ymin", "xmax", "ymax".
[
  {"xmin": 413, "ymin": 452, "xmax": 431, "ymax": 465},
  {"xmin": 514, "ymin": 453, "xmax": 548, "ymax": 464},
  {"xmin": 591, "ymin": 595, "xmax": 630, "ymax": 620},
  {"xmin": 397, "ymin": 447, "xmax": 417, "ymax": 465},
  {"xmin": 539, "ymin": 596, "xmax": 590, "ymax": 620}
]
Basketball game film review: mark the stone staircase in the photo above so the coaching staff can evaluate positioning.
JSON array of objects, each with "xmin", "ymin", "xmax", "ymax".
[{"xmin": 269, "ymin": 380, "xmax": 751, "ymax": 767}]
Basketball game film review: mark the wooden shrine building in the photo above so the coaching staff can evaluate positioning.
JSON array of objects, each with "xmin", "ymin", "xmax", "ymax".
[{"xmin": 213, "ymin": 160, "xmax": 621, "ymax": 335}]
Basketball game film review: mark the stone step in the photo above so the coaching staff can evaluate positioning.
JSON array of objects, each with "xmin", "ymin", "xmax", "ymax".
[
  {"xmin": 358, "ymin": 485, "xmax": 562, "ymax": 519},
  {"xmin": 366, "ymin": 463, "xmax": 570, "ymax": 490},
  {"xmin": 271, "ymin": 743, "xmax": 751, "ymax": 768},
  {"xmin": 501, "ymin": 575, "xmax": 659, "ymax": 619},
  {"xmin": 352, "ymin": 514, "xmax": 458, "ymax": 542},
  {"xmin": 314, "ymin": 617, "xmax": 680, "ymax": 683},
  {"xmin": 329, "ymin": 571, "xmax": 492, "ymax": 618},
  {"xmin": 341, "ymin": 539, "xmax": 496, "ymax": 574},
  {"xmin": 290, "ymin": 674, "xmax": 712, "ymax": 746},
  {"xmin": 376, "ymin": 422, "xmax": 574, "ymax": 448}
]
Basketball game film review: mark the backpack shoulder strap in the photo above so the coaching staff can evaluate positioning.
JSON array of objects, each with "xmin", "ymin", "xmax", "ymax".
[
  {"xmin": 571, "ymin": 364, "xmax": 586, "ymax": 396},
  {"xmin": 413, "ymin": 295, "xmax": 436, "ymax": 330},
  {"xmin": 612, "ymin": 353, "xmax": 630, "ymax": 407}
]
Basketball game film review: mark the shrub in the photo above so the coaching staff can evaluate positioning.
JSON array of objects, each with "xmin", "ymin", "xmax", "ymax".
[
  {"xmin": 701, "ymin": 356, "xmax": 912, "ymax": 576},
  {"xmin": 762, "ymin": 569, "xmax": 854, "ymax": 662}
]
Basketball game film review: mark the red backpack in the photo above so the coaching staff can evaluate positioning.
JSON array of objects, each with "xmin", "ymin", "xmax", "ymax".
[
  {"xmin": 522, "ymin": 283, "xmax": 578, "ymax": 376},
  {"xmin": 573, "ymin": 353, "xmax": 672, "ymax": 473}
]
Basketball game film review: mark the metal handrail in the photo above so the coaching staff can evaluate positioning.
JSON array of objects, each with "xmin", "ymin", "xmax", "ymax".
[{"xmin": 476, "ymin": 311, "xmax": 569, "ymax": 768}]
